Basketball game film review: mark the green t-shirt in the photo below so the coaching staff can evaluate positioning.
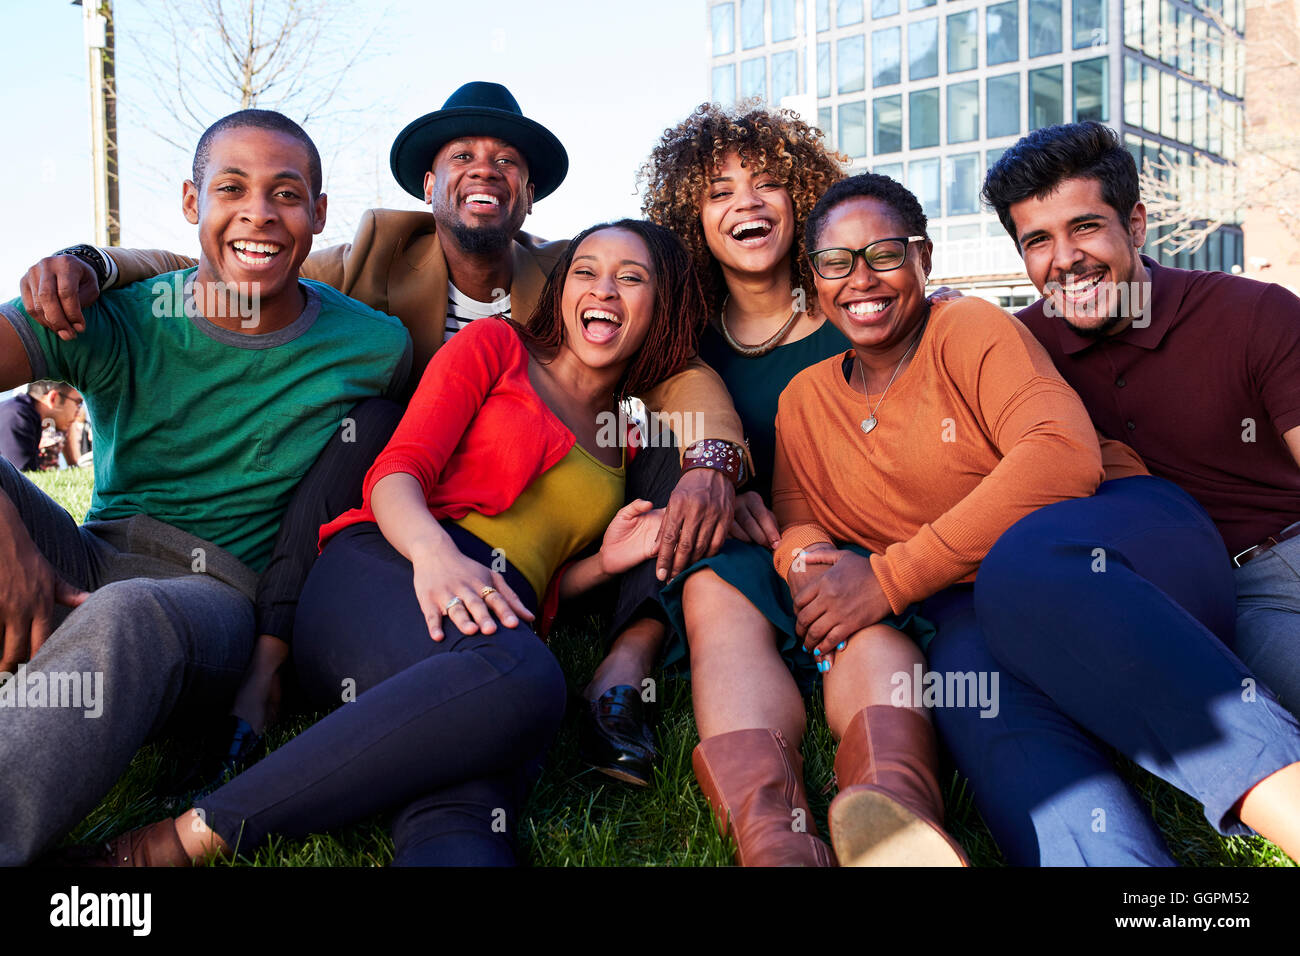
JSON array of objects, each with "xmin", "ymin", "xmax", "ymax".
[{"xmin": 0, "ymin": 268, "xmax": 411, "ymax": 572}]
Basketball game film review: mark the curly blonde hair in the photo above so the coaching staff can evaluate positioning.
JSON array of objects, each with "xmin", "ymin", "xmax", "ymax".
[{"xmin": 639, "ymin": 101, "xmax": 848, "ymax": 317}]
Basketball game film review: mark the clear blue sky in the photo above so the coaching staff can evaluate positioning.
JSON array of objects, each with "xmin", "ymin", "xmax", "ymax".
[{"xmin": 0, "ymin": 0, "xmax": 711, "ymax": 286}]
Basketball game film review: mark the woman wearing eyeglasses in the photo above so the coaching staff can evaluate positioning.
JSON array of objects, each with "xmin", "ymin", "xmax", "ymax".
[
  {"xmin": 642, "ymin": 105, "xmax": 959, "ymax": 867},
  {"xmin": 772, "ymin": 173, "xmax": 1300, "ymax": 867}
]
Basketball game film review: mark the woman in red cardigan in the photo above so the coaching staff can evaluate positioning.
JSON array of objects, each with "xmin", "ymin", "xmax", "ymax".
[{"xmin": 83, "ymin": 220, "xmax": 707, "ymax": 867}]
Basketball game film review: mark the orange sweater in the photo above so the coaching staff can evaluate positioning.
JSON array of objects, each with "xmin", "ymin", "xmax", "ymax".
[{"xmin": 771, "ymin": 297, "xmax": 1147, "ymax": 612}]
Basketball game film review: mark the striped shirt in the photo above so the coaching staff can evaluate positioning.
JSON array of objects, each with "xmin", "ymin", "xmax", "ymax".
[{"xmin": 446, "ymin": 282, "xmax": 511, "ymax": 342}]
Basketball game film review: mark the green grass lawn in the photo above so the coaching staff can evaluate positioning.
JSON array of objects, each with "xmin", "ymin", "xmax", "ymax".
[{"xmin": 27, "ymin": 466, "xmax": 1294, "ymax": 867}]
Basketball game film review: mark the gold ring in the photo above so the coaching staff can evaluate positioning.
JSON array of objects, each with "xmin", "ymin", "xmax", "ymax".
[
  {"xmin": 480, "ymin": 586, "xmax": 498, "ymax": 598},
  {"xmin": 443, "ymin": 596, "xmax": 464, "ymax": 614}
]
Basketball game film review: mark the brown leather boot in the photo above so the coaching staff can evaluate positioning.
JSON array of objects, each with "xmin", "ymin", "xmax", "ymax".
[
  {"xmin": 828, "ymin": 706, "xmax": 968, "ymax": 866},
  {"xmin": 693, "ymin": 728, "xmax": 835, "ymax": 867},
  {"xmin": 77, "ymin": 819, "xmax": 195, "ymax": 867}
]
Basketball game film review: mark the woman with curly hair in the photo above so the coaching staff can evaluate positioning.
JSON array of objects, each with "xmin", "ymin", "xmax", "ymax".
[{"xmin": 638, "ymin": 103, "xmax": 952, "ymax": 866}]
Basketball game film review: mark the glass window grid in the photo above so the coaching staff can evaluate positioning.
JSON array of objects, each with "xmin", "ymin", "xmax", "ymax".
[
  {"xmin": 1030, "ymin": 0, "xmax": 1063, "ymax": 57},
  {"xmin": 1073, "ymin": 0, "xmax": 1107, "ymax": 50},
  {"xmin": 1124, "ymin": 0, "xmax": 1142, "ymax": 49},
  {"xmin": 792, "ymin": 2, "xmax": 1250, "ymax": 232},
  {"xmin": 772, "ymin": 0, "xmax": 798, "ymax": 41},
  {"xmin": 947, "ymin": 80, "xmax": 980, "ymax": 144},
  {"xmin": 741, "ymin": 0, "xmax": 765, "ymax": 49},
  {"xmin": 987, "ymin": 72, "xmax": 1021, "ymax": 138},
  {"xmin": 987, "ymin": 1, "xmax": 1019, "ymax": 66},
  {"xmin": 838, "ymin": 34, "xmax": 866, "ymax": 93},
  {"xmin": 712, "ymin": 3, "xmax": 736, "ymax": 57},
  {"xmin": 818, "ymin": 106, "xmax": 834, "ymax": 145},
  {"xmin": 908, "ymin": 156, "xmax": 942, "ymax": 219},
  {"xmin": 873, "ymin": 26, "xmax": 902, "ymax": 86},
  {"xmin": 947, "ymin": 10, "xmax": 979, "ymax": 73},
  {"xmin": 1029, "ymin": 64, "xmax": 1064, "ymax": 128},
  {"xmin": 873, "ymin": 93, "xmax": 903, "ymax": 153},
  {"xmin": 910, "ymin": 87, "xmax": 941, "ymax": 148},
  {"xmin": 945, "ymin": 152, "xmax": 981, "ymax": 216},
  {"xmin": 712, "ymin": 63, "xmax": 737, "ymax": 105},
  {"xmin": 1124, "ymin": 56, "xmax": 1141, "ymax": 127},
  {"xmin": 840, "ymin": 100, "xmax": 869, "ymax": 156},
  {"xmin": 838, "ymin": 0, "xmax": 864, "ymax": 27},
  {"xmin": 1176, "ymin": 8, "xmax": 1192, "ymax": 74},
  {"xmin": 1177, "ymin": 77, "xmax": 1192, "ymax": 143},
  {"xmin": 772, "ymin": 49, "xmax": 799, "ymax": 103},
  {"xmin": 742, "ymin": 56, "xmax": 768, "ymax": 100},
  {"xmin": 1072, "ymin": 56, "xmax": 1108, "ymax": 122},
  {"xmin": 1159, "ymin": 0, "xmax": 1176, "ymax": 66},
  {"xmin": 909, "ymin": 17, "xmax": 939, "ymax": 81}
]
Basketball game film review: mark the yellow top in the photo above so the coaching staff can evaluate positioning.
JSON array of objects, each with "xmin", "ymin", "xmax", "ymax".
[{"xmin": 453, "ymin": 442, "xmax": 626, "ymax": 600}]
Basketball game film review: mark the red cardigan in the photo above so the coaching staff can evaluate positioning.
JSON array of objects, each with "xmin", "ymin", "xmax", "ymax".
[{"xmin": 319, "ymin": 315, "xmax": 639, "ymax": 635}]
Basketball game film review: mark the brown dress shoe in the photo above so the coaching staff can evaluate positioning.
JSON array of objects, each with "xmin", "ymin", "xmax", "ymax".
[
  {"xmin": 829, "ymin": 706, "xmax": 968, "ymax": 867},
  {"xmin": 693, "ymin": 728, "xmax": 835, "ymax": 867}
]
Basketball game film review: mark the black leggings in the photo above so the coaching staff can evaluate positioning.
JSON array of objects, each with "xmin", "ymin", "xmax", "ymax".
[{"xmin": 197, "ymin": 522, "xmax": 566, "ymax": 866}]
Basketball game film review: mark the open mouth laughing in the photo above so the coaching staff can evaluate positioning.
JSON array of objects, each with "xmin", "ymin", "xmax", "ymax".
[
  {"xmin": 729, "ymin": 218, "xmax": 774, "ymax": 245},
  {"xmin": 580, "ymin": 307, "xmax": 623, "ymax": 345},
  {"xmin": 463, "ymin": 192, "xmax": 501, "ymax": 209},
  {"xmin": 1056, "ymin": 268, "xmax": 1108, "ymax": 306}
]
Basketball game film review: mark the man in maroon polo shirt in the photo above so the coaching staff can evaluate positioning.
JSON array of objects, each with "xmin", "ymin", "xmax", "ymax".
[{"xmin": 983, "ymin": 121, "xmax": 1300, "ymax": 714}]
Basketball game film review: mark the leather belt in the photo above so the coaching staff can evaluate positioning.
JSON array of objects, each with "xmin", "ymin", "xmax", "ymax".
[{"xmin": 1233, "ymin": 521, "xmax": 1300, "ymax": 568}]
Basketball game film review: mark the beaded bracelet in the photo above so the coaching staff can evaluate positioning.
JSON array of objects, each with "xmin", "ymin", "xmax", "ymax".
[{"xmin": 682, "ymin": 438, "xmax": 747, "ymax": 486}]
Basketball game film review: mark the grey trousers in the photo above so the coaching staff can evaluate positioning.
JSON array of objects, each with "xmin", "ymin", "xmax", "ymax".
[
  {"xmin": 1235, "ymin": 524, "xmax": 1300, "ymax": 718},
  {"xmin": 0, "ymin": 457, "xmax": 257, "ymax": 865}
]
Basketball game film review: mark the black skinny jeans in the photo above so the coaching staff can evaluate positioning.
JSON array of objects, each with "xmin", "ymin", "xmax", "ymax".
[{"xmin": 197, "ymin": 521, "xmax": 567, "ymax": 866}]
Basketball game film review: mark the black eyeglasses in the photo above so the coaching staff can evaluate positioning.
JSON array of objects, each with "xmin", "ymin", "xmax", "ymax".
[{"xmin": 809, "ymin": 236, "xmax": 926, "ymax": 279}]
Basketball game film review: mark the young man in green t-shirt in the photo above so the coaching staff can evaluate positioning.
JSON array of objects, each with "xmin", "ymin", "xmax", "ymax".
[{"xmin": 0, "ymin": 109, "xmax": 410, "ymax": 865}]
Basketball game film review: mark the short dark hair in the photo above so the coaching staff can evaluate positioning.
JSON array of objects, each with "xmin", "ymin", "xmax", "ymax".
[
  {"xmin": 192, "ymin": 109, "xmax": 323, "ymax": 196},
  {"xmin": 804, "ymin": 172, "xmax": 928, "ymax": 253},
  {"xmin": 982, "ymin": 122, "xmax": 1139, "ymax": 247},
  {"xmin": 27, "ymin": 380, "xmax": 72, "ymax": 399},
  {"xmin": 516, "ymin": 219, "xmax": 704, "ymax": 401}
]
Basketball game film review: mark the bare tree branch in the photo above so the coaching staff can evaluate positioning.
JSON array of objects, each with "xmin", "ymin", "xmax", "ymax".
[{"xmin": 1137, "ymin": 2, "xmax": 1300, "ymax": 254}]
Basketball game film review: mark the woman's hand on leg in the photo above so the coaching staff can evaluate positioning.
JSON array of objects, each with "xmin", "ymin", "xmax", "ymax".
[
  {"xmin": 412, "ymin": 551, "xmax": 533, "ymax": 642},
  {"xmin": 793, "ymin": 549, "xmax": 892, "ymax": 660}
]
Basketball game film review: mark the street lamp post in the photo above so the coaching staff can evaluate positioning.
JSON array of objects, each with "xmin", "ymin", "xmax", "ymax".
[{"xmin": 74, "ymin": 0, "xmax": 119, "ymax": 247}]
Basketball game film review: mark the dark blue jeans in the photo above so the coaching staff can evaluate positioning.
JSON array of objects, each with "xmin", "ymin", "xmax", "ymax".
[
  {"xmin": 197, "ymin": 521, "xmax": 567, "ymax": 866},
  {"xmin": 927, "ymin": 476, "xmax": 1300, "ymax": 866}
]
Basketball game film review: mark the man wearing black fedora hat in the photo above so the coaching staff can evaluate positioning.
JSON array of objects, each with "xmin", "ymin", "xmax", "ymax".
[{"xmin": 21, "ymin": 81, "xmax": 749, "ymax": 788}]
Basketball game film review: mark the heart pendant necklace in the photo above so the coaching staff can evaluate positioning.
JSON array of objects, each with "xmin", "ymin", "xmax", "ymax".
[{"xmin": 855, "ymin": 318, "xmax": 927, "ymax": 436}]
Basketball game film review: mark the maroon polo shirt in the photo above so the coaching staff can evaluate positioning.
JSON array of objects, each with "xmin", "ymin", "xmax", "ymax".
[{"xmin": 1017, "ymin": 255, "xmax": 1300, "ymax": 557}]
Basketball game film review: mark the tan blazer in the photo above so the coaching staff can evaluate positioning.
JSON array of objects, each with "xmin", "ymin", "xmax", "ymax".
[{"xmin": 109, "ymin": 208, "xmax": 748, "ymax": 467}]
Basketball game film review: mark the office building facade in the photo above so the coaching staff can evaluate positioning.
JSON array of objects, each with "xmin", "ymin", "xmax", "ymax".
[{"xmin": 707, "ymin": 0, "xmax": 1246, "ymax": 301}]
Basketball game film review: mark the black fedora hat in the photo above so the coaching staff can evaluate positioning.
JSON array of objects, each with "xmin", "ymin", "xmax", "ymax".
[{"xmin": 389, "ymin": 81, "xmax": 568, "ymax": 202}]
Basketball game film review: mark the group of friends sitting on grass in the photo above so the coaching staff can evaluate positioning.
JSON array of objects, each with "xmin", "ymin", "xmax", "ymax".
[{"xmin": 2, "ymin": 80, "xmax": 1299, "ymax": 868}]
